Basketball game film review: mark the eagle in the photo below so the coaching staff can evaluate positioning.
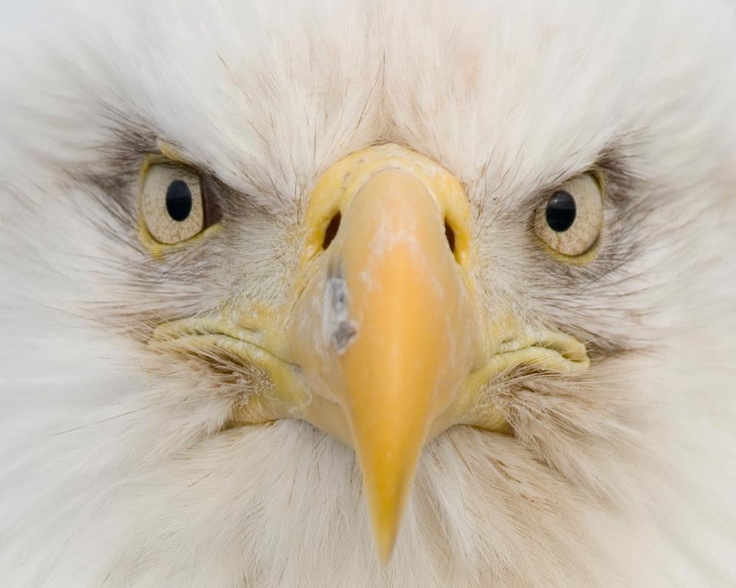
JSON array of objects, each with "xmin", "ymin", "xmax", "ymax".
[{"xmin": 0, "ymin": 0, "xmax": 735, "ymax": 585}]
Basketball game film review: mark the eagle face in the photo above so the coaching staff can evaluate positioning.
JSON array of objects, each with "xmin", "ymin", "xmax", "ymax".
[{"xmin": 1, "ymin": 0, "xmax": 735, "ymax": 586}]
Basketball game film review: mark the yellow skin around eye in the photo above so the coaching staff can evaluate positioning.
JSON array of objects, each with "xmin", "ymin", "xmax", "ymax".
[
  {"xmin": 138, "ymin": 218, "xmax": 222, "ymax": 260},
  {"xmin": 534, "ymin": 172, "xmax": 605, "ymax": 262}
]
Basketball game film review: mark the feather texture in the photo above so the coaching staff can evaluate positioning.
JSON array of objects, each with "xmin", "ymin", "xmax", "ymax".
[{"xmin": 0, "ymin": 0, "xmax": 735, "ymax": 585}]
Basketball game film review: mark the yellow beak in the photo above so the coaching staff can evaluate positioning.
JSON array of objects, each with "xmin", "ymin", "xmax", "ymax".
[{"xmin": 287, "ymin": 145, "xmax": 483, "ymax": 561}]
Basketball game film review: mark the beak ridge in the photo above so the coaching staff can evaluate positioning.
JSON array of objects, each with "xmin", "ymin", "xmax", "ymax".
[{"xmin": 323, "ymin": 167, "xmax": 480, "ymax": 560}]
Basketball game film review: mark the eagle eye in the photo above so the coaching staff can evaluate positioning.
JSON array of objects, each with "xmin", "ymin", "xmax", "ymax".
[
  {"xmin": 140, "ymin": 163, "xmax": 212, "ymax": 245},
  {"xmin": 534, "ymin": 172, "xmax": 603, "ymax": 258}
]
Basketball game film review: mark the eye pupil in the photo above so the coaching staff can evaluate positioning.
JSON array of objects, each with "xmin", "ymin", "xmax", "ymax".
[
  {"xmin": 545, "ymin": 190, "xmax": 576, "ymax": 232},
  {"xmin": 165, "ymin": 180, "xmax": 193, "ymax": 222}
]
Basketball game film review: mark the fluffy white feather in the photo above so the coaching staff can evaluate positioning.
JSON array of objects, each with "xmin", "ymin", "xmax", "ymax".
[{"xmin": 1, "ymin": 0, "xmax": 735, "ymax": 585}]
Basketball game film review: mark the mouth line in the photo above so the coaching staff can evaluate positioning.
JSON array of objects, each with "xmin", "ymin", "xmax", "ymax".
[
  {"xmin": 151, "ymin": 319, "xmax": 589, "ymax": 373},
  {"xmin": 149, "ymin": 317, "xmax": 590, "ymax": 434},
  {"xmin": 452, "ymin": 329, "xmax": 589, "ymax": 433},
  {"xmin": 490, "ymin": 328, "xmax": 590, "ymax": 372},
  {"xmin": 149, "ymin": 317, "xmax": 293, "ymax": 367},
  {"xmin": 150, "ymin": 317, "xmax": 312, "ymax": 425}
]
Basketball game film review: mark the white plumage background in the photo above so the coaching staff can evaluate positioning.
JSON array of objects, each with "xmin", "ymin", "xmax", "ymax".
[{"xmin": 0, "ymin": 0, "xmax": 735, "ymax": 586}]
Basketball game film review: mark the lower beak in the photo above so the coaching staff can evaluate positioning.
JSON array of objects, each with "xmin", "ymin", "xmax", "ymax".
[{"xmin": 287, "ymin": 146, "xmax": 482, "ymax": 561}]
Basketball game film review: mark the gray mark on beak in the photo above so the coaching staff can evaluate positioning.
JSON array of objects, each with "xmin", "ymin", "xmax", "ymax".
[{"xmin": 325, "ymin": 262, "xmax": 357, "ymax": 354}]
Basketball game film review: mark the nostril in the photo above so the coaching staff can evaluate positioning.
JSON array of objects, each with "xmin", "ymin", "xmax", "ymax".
[
  {"xmin": 444, "ymin": 218, "xmax": 456, "ymax": 255},
  {"xmin": 322, "ymin": 211, "xmax": 342, "ymax": 250}
]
